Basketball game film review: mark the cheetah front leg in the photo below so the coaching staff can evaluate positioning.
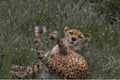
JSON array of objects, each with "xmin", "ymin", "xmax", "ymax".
[{"xmin": 58, "ymin": 39, "xmax": 68, "ymax": 55}]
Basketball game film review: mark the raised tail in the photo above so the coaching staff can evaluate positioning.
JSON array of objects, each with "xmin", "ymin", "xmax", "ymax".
[
  {"xmin": 34, "ymin": 25, "xmax": 46, "ymax": 61},
  {"xmin": 11, "ymin": 25, "xmax": 47, "ymax": 78}
]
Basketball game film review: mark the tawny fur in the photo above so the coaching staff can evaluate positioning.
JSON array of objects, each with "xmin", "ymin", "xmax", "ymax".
[{"xmin": 11, "ymin": 26, "xmax": 89, "ymax": 79}]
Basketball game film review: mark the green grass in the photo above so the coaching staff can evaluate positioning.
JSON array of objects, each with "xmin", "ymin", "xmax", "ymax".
[{"xmin": 0, "ymin": 0, "xmax": 120, "ymax": 79}]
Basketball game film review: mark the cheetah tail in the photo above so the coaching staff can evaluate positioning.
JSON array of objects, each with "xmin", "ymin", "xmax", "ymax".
[
  {"xmin": 11, "ymin": 61, "xmax": 43, "ymax": 78},
  {"xmin": 11, "ymin": 26, "xmax": 46, "ymax": 78},
  {"xmin": 34, "ymin": 25, "xmax": 46, "ymax": 61}
]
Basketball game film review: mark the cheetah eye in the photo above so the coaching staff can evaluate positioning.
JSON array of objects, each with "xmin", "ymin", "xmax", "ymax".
[
  {"xmin": 69, "ymin": 32, "xmax": 73, "ymax": 35},
  {"xmin": 78, "ymin": 35, "xmax": 82, "ymax": 38}
]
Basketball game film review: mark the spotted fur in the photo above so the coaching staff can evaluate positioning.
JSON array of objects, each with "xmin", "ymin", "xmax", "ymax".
[{"xmin": 11, "ymin": 26, "xmax": 89, "ymax": 79}]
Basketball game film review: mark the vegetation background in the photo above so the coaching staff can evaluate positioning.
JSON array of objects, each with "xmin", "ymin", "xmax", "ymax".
[{"xmin": 0, "ymin": 0, "xmax": 120, "ymax": 79}]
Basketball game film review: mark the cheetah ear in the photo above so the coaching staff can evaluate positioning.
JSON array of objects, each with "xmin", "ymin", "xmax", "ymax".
[
  {"xmin": 64, "ymin": 26, "xmax": 70, "ymax": 32},
  {"xmin": 84, "ymin": 37, "xmax": 90, "ymax": 44}
]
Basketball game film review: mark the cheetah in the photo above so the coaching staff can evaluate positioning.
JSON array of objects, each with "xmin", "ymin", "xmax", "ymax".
[{"xmin": 11, "ymin": 26, "xmax": 89, "ymax": 79}]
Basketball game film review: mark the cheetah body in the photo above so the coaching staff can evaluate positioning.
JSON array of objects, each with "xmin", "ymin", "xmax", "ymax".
[
  {"xmin": 48, "ymin": 45, "xmax": 88, "ymax": 78},
  {"xmin": 46, "ymin": 27, "xmax": 89, "ymax": 79},
  {"xmin": 11, "ymin": 26, "xmax": 89, "ymax": 79}
]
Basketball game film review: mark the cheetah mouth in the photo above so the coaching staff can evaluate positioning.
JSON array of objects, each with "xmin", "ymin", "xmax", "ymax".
[
  {"xmin": 70, "ymin": 41, "xmax": 77, "ymax": 46},
  {"xmin": 70, "ymin": 41, "xmax": 74, "ymax": 44}
]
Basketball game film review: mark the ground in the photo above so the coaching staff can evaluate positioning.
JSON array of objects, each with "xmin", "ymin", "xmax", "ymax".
[{"xmin": 0, "ymin": 0, "xmax": 120, "ymax": 79}]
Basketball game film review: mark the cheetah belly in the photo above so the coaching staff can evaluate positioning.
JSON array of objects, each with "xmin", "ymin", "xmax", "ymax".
[{"xmin": 47, "ymin": 49, "xmax": 88, "ymax": 79}]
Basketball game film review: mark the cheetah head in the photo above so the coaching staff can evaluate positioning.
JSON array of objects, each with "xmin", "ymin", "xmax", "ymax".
[{"xmin": 63, "ymin": 26, "xmax": 89, "ymax": 52}]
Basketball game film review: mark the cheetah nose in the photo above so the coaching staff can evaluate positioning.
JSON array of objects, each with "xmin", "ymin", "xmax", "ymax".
[{"xmin": 71, "ymin": 37, "xmax": 76, "ymax": 41}]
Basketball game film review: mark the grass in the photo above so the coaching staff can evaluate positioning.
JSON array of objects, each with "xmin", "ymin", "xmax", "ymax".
[{"xmin": 0, "ymin": 0, "xmax": 120, "ymax": 79}]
